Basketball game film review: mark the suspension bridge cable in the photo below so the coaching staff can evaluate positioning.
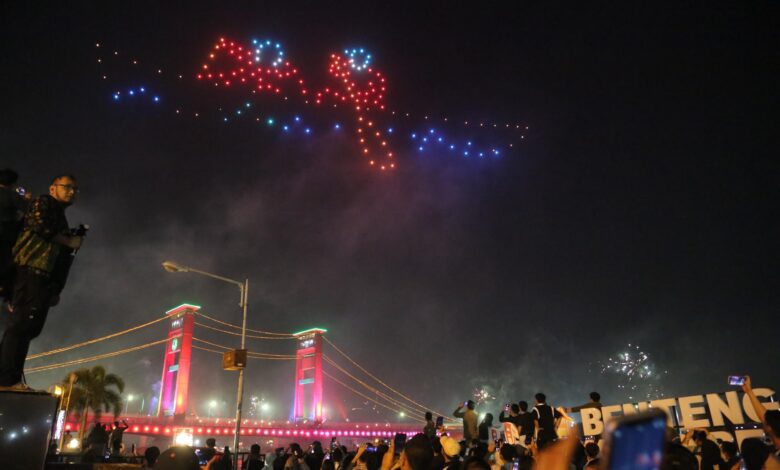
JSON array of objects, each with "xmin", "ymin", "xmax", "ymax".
[
  {"xmin": 326, "ymin": 362, "xmax": 423, "ymax": 419},
  {"xmin": 323, "ymin": 371, "xmax": 425, "ymax": 424},
  {"xmin": 25, "ymin": 331, "xmax": 294, "ymax": 376},
  {"xmin": 195, "ymin": 311, "xmax": 295, "ymax": 337},
  {"xmin": 191, "ymin": 337, "xmax": 296, "ymax": 358},
  {"xmin": 193, "ymin": 344, "xmax": 296, "ymax": 361},
  {"xmin": 194, "ymin": 321, "xmax": 295, "ymax": 340},
  {"xmin": 324, "ymin": 337, "xmax": 454, "ymax": 421},
  {"xmin": 324, "ymin": 357, "xmax": 427, "ymax": 420},
  {"xmin": 25, "ymin": 315, "xmax": 169, "ymax": 360},
  {"xmin": 24, "ymin": 338, "xmax": 169, "ymax": 374},
  {"xmin": 323, "ymin": 356, "xmax": 426, "ymax": 420}
]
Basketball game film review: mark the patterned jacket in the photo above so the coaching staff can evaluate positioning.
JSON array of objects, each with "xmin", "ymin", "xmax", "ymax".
[{"xmin": 12, "ymin": 195, "xmax": 69, "ymax": 275}]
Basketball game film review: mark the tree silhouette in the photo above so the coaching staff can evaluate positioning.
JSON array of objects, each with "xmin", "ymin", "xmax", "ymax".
[{"xmin": 63, "ymin": 365, "xmax": 125, "ymax": 442}]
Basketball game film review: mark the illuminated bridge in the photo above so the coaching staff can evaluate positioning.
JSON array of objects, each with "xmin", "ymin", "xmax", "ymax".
[{"xmin": 27, "ymin": 303, "xmax": 459, "ymax": 444}]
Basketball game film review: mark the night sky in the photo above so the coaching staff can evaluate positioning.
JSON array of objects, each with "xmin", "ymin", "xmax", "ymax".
[{"xmin": 2, "ymin": 2, "xmax": 777, "ymax": 421}]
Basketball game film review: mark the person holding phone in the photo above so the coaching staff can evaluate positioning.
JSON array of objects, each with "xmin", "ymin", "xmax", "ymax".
[
  {"xmin": 283, "ymin": 444, "xmax": 310, "ymax": 470},
  {"xmin": 351, "ymin": 443, "xmax": 371, "ymax": 470},
  {"xmin": 380, "ymin": 434, "xmax": 434, "ymax": 470},
  {"xmin": 423, "ymin": 411, "xmax": 437, "ymax": 439},
  {"xmin": 742, "ymin": 376, "xmax": 780, "ymax": 468},
  {"xmin": 499, "ymin": 403, "xmax": 518, "ymax": 421},
  {"xmin": 454, "ymin": 400, "xmax": 479, "ymax": 445},
  {"xmin": 304, "ymin": 441, "xmax": 325, "ymax": 470}
]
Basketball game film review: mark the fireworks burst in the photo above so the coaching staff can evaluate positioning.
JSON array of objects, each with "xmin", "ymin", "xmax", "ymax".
[
  {"xmin": 599, "ymin": 343, "xmax": 667, "ymax": 401},
  {"xmin": 473, "ymin": 387, "xmax": 496, "ymax": 405},
  {"xmin": 248, "ymin": 395, "xmax": 260, "ymax": 418}
]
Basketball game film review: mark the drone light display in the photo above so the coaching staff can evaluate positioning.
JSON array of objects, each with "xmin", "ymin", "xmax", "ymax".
[{"xmin": 97, "ymin": 37, "xmax": 528, "ymax": 172}]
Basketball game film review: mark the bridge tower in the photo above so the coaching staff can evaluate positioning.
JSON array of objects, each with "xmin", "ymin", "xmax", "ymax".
[
  {"xmin": 157, "ymin": 304, "xmax": 199, "ymax": 419},
  {"xmin": 292, "ymin": 328, "xmax": 327, "ymax": 421}
]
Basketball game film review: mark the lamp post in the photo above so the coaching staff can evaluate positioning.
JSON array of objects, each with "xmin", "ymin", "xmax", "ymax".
[
  {"xmin": 163, "ymin": 261, "xmax": 249, "ymax": 466},
  {"xmin": 125, "ymin": 394, "xmax": 134, "ymax": 414},
  {"xmin": 59, "ymin": 373, "xmax": 77, "ymax": 451}
]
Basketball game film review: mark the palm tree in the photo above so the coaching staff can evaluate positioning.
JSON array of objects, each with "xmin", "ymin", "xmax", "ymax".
[{"xmin": 63, "ymin": 366, "xmax": 125, "ymax": 442}]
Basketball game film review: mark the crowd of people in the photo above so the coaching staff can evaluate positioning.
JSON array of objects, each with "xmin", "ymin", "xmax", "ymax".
[
  {"xmin": 78, "ymin": 419, "xmax": 131, "ymax": 461},
  {"xmin": 112, "ymin": 378, "xmax": 778, "ymax": 470},
  {"xmin": 441, "ymin": 381, "xmax": 780, "ymax": 470}
]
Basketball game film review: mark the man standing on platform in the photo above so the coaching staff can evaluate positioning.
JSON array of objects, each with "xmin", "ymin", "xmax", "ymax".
[
  {"xmin": 0, "ymin": 175, "xmax": 84, "ymax": 390},
  {"xmin": 453, "ymin": 400, "xmax": 478, "ymax": 445},
  {"xmin": 531, "ymin": 393, "xmax": 562, "ymax": 449}
]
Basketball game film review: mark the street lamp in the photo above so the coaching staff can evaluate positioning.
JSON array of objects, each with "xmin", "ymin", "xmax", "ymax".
[
  {"xmin": 163, "ymin": 260, "xmax": 249, "ymax": 465},
  {"xmin": 209, "ymin": 400, "xmax": 218, "ymax": 418},
  {"xmin": 60, "ymin": 373, "xmax": 77, "ymax": 451},
  {"xmin": 125, "ymin": 394, "xmax": 134, "ymax": 414}
]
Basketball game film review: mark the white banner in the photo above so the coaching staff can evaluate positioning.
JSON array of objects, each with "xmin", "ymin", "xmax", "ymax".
[{"xmin": 578, "ymin": 388, "xmax": 777, "ymax": 446}]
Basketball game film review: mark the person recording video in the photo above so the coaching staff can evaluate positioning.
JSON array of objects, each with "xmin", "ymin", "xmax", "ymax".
[
  {"xmin": 0, "ymin": 174, "xmax": 85, "ymax": 390},
  {"xmin": 454, "ymin": 400, "xmax": 478, "ymax": 445}
]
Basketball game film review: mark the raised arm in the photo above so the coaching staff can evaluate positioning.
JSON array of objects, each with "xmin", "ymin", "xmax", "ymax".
[
  {"xmin": 380, "ymin": 440, "xmax": 395, "ymax": 470},
  {"xmin": 568, "ymin": 403, "xmax": 590, "ymax": 413},
  {"xmin": 742, "ymin": 376, "xmax": 767, "ymax": 424}
]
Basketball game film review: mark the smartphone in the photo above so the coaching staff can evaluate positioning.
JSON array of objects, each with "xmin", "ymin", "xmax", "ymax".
[
  {"xmin": 331, "ymin": 437, "xmax": 339, "ymax": 451},
  {"xmin": 728, "ymin": 375, "xmax": 746, "ymax": 386},
  {"xmin": 463, "ymin": 401, "xmax": 469, "ymax": 407},
  {"xmin": 511, "ymin": 458, "xmax": 519, "ymax": 470},
  {"xmin": 603, "ymin": 409, "xmax": 667, "ymax": 470},
  {"xmin": 393, "ymin": 433, "xmax": 407, "ymax": 454},
  {"xmin": 195, "ymin": 449, "xmax": 208, "ymax": 466},
  {"xmin": 435, "ymin": 416, "xmax": 444, "ymax": 428},
  {"xmin": 365, "ymin": 445, "xmax": 377, "ymax": 453},
  {"xmin": 504, "ymin": 403, "xmax": 511, "ymax": 412}
]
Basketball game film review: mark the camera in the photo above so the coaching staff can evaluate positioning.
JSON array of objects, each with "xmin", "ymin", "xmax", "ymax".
[{"xmin": 71, "ymin": 224, "xmax": 90, "ymax": 237}]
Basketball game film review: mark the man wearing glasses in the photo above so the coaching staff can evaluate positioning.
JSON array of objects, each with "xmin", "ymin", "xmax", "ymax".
[{"xmin": 0, "ymin": 175, "xmax": 84, "ymax": 390}]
